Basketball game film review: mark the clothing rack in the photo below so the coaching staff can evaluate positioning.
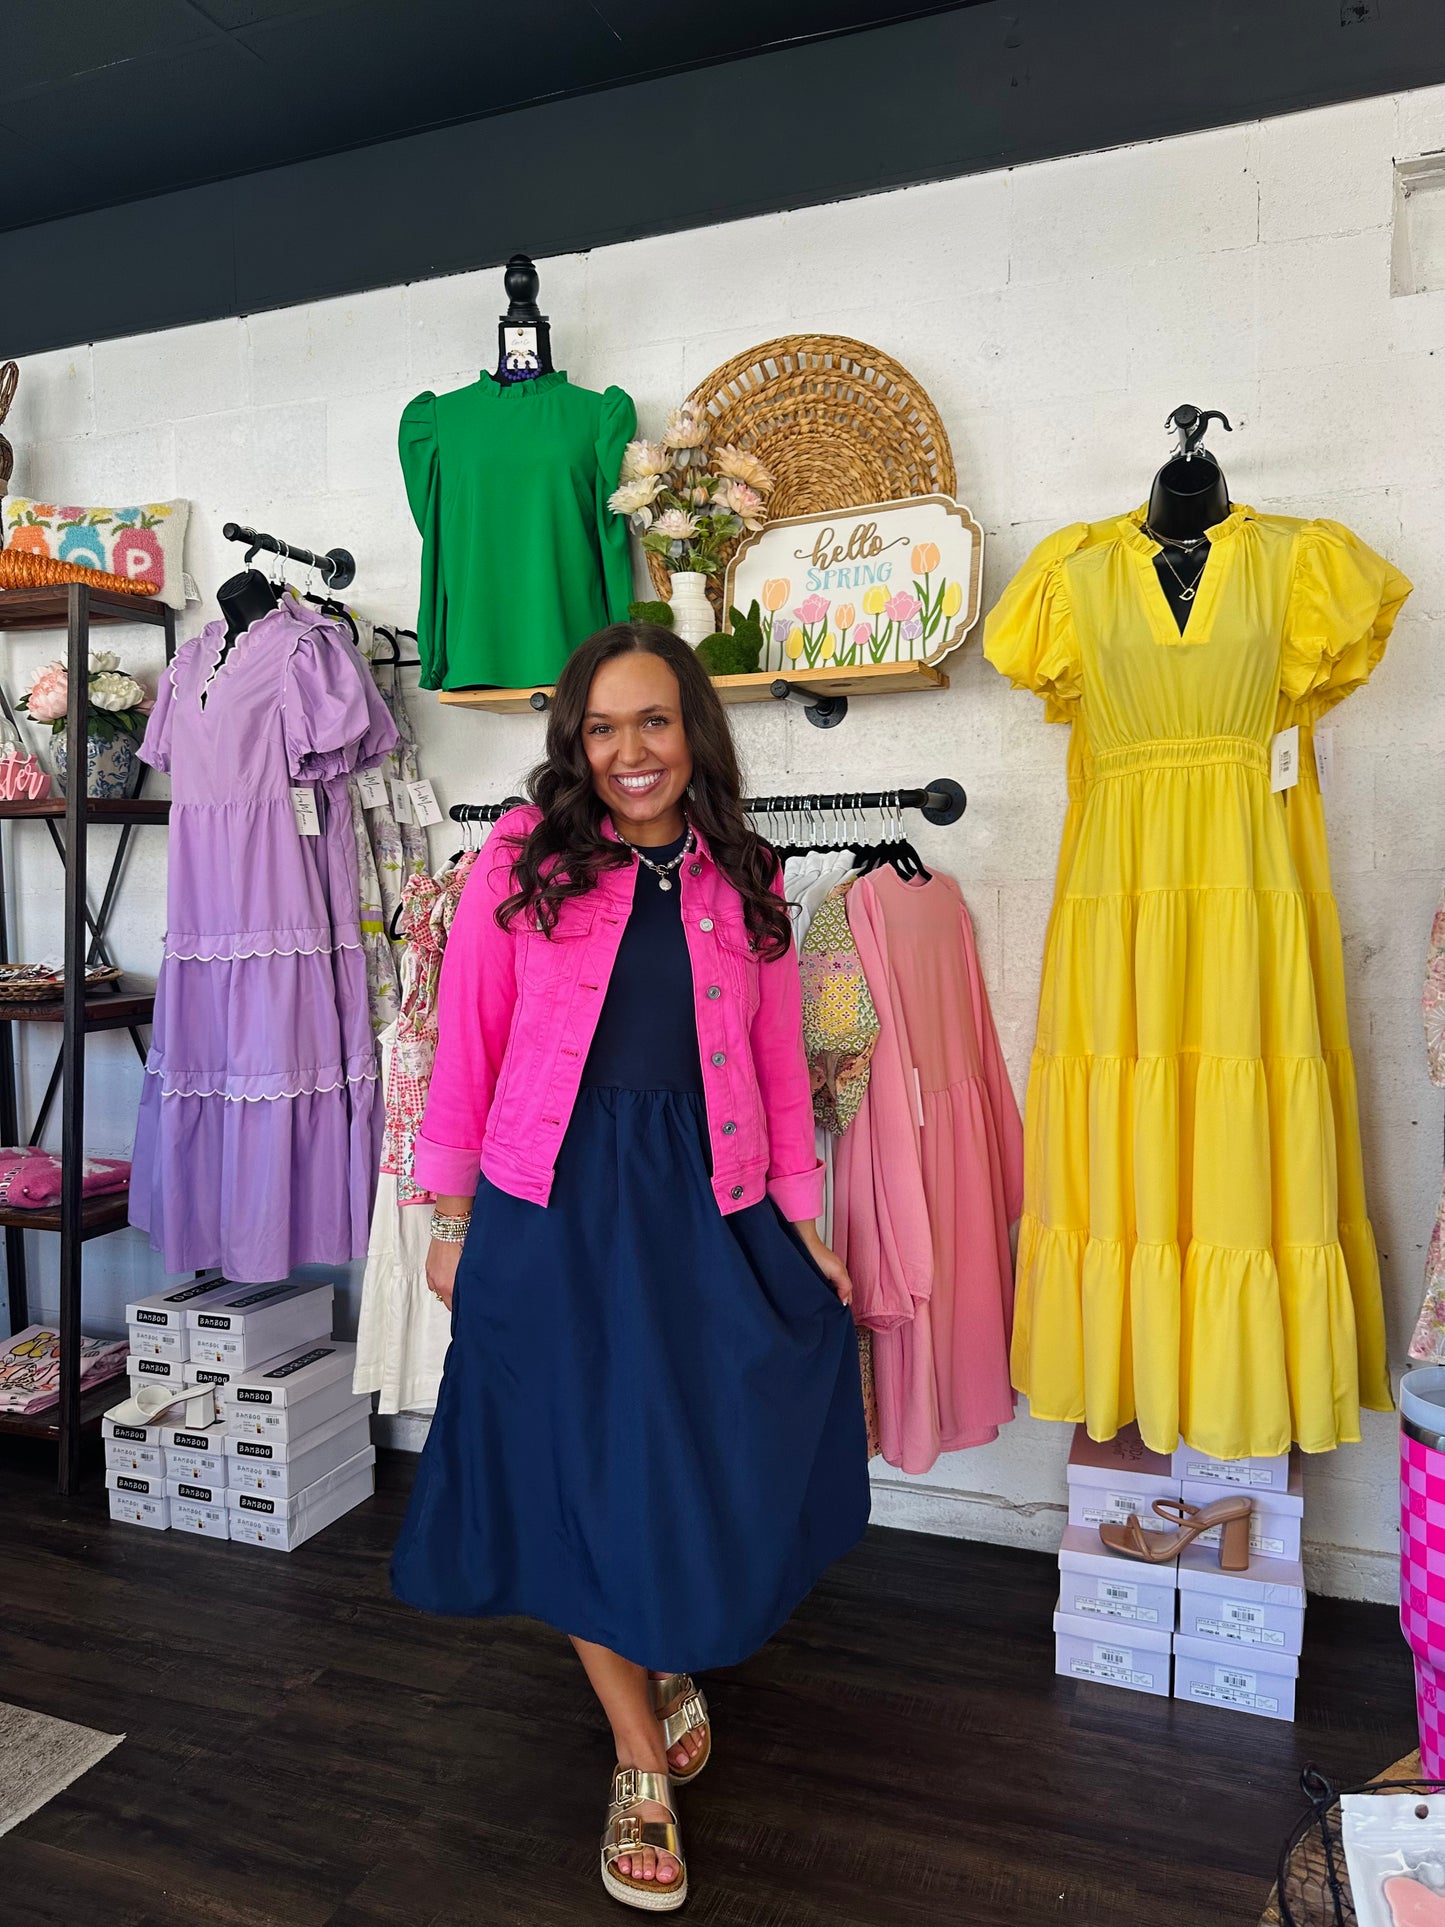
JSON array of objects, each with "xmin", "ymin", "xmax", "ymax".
[
  {"xmin": 221, "ymin": 521, "xmax": 356, "ymax": 592},
  {"xmin": 449, "ymin": 779, "xmax": 968, "ymax": 829}
]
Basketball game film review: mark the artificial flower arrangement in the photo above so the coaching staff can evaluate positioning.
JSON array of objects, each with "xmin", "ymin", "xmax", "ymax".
[
  {"xmin": 18, "ymin": 651, "xmax": 153, "ymax": 740},
  {"xmin": 608, "ymin": 404, "xmax": 776, "ymax": 578}
]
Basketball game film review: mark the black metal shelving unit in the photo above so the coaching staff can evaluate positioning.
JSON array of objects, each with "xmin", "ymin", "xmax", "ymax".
[{"xmin": 0, "ymin": 583, "xmax": 175, "ymax": 1492}]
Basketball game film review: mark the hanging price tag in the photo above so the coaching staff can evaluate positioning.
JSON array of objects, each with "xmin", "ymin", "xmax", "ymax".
[
  {"xmin": 407, "ymin": 778, "xmax": 444, "ymax": 827},
  {"xmin": 389, "ymin": 779, "xmax": 414, "ymax": 824},
  {"xmin": 355, "ymin": 766, "xmax": 388, "ymax": 810},
  {"xmin": 1313, "ymin": 727, "xmax": 1335, "ymax": 796},
  {"xmin": 289, "ymin": 786, "xmax": 321, "ymax": 836},
  {"xmin": 1270, "ymin": 725, "xmax": 1300, "ymax": 793}
]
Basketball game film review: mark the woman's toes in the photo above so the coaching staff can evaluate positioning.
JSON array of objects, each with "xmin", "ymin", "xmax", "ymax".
[{"xmin": 657, "ymin": 1857, "xmax": 676, "ymax": 1883}]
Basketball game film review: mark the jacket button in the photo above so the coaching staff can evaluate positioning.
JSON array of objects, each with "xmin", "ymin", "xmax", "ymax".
[
  {"xmin": 689, "ymin": 863, "xmax": 702, "ymax": 876},
  {"xmin": 711, "ymin": 1051, "xmax": 726, "ymax": 1066},
  {"xmin": 730, "ymin": 1185, "xmax": 744, "ymax": 1200},
  {"xmin": 722, "ymin": 1120, "xmax": 737, "ymax": 1135},
  {"xmin": 699, "ymin": 917, "xmax": 714, "ymax": 932},
  {"xmin": 707, "ymin": 985, "xmax": 721, "ymax": 999}
]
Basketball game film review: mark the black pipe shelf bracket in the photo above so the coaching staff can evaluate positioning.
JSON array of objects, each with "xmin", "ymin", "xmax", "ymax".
[
  {"xmin": 222, "ymin": 521, "xmax": 356, "ymax": 592},
  {"xmin": 449, "ymin": 778, "xmax": 967, "ymax": 830}
]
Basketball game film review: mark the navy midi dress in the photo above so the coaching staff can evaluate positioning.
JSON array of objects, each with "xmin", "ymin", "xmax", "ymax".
[{"xmin": 390, "ymin": 831, "xmax": 871, "ymax": 1670}]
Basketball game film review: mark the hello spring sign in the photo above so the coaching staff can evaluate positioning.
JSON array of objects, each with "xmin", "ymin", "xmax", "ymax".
[{"xmin": 724, "ymin": 494, "xmax": 984, "ymax": 674}]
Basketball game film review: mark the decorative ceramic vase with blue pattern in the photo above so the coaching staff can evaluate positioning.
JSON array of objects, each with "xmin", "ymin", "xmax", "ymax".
[{"xmin": 52, "ymin": 729, "xmax": 138, "ymax": 799}]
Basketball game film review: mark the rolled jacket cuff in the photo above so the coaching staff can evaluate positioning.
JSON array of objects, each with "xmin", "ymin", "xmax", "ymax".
[
  {"xmin": 767, "ymin": 1160, "xmax": 826, "ymax": 1225},
  {"xmin": 413, "ymin": 1133, "xmax": 481, "ymax": 1196}
]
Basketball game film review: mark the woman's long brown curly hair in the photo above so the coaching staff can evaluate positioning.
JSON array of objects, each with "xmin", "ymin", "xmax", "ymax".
[{"xmin": 496, "ymin": 622, "xmax": 792, "ymax": 961}]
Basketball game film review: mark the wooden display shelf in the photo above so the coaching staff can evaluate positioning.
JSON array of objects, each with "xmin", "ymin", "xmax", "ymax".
[
  {"xmin": 0, "ymin": 585, "xmax": 172, "ymax": 630},
  {"xmin": 439, "ymin": 658, "xmax": 949, "ymax": 715},
  {"xmin": 0, "ymin": 1186, "xmax": 133, "ymax": 1237},
  {"xmin": 0, "ymin": 977, "xmax": 155, "ymax": 1028},
  {"xmin": 0, "ymin": 797, "xmax": 169, "ymax": 823},
  {"xmin": 0, "ymin": 1375, "xmax": 124, "ymax": 1441}
]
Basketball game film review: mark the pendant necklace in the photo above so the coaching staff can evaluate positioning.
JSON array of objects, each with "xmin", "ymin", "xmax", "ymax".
[
  {"xmin": 633, "ymin": 829, "xmax": 694, "ymax": 892},
  {"xmin": 1154, "ymin": 542, "xmax": 1208, "ymax": 603}
]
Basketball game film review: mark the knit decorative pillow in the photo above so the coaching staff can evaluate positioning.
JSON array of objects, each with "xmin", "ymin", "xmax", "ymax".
[{"xmin": 3, "ymin": 496, "xmax": 192, "ymax": 610}]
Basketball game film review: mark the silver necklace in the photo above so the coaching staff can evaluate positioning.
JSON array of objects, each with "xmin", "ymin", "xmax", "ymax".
[
  {"xmin": 632, "ymin": 829, "xmax": 694, "ymax": 892},
  {"xmin": 1142, "ymin": 521, "xmax": 1208, "ymax": 552}
]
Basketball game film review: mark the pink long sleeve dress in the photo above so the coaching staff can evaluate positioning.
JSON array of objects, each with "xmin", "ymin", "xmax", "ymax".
[{"xmin": 834, "ymin": 867, "xmax": 1025, "ymax": 1473}]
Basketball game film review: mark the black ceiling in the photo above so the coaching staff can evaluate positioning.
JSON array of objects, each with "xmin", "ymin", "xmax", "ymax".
[
  {"xmin": 6, "ymin": 0, "xmax": 1445, "ymax": 356},
  {"xmin": 0, "ymin": 0, "xmax": 972, "ymax": 234}
]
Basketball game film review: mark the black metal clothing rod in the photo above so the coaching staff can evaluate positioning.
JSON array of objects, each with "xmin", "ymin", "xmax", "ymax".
[
  {"xmin": 221, "ymin": 522, "xmax": 356, "ymax": 591},
  {"xmin": 449, "ymin": 778, "xmax": 967, "ymax": 828}
]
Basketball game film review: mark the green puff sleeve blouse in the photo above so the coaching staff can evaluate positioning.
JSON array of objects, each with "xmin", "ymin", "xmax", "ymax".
[{"xmin": 398, "ymin": 371, "xmax": 637, "ymax": 690}]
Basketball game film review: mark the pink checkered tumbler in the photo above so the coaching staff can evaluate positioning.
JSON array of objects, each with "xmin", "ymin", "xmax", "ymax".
[{"xmin": 1399, "ymin": 1368, "xmax": 1445, "ymax": 1775}]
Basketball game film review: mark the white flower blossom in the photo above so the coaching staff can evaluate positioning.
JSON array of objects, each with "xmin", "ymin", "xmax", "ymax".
[{"xmin": 89, "ymin": 671, "xmax": 145, "ymax": 712}]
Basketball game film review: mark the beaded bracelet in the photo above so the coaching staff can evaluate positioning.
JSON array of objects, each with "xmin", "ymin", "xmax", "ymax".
[{"xmin": 430, "ymin": 1210, "xmax": 473, "ymax": 1244}]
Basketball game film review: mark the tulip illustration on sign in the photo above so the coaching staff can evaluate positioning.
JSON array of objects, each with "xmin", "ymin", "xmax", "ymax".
[{"xmin": 724, "ymin": 494, "xmax": 984, "ymax": 671}]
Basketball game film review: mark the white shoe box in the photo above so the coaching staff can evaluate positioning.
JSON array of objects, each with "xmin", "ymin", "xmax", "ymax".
[
  {"xmin": 106, "ymin": 1467, "xmax": 171, "ymax": 1528},
  {"xmin": 225, "ymin": 1342, "xmax": 363, "ymax": 1444},
  {"xmin": 128, "ymin": 1353, "xmax": 188, "ymax": 1390},
  {"xmin": 1183, "ymin": 1458, "xmax": 1303, "ymax": 1563},
  {"xmin": 1177, "ymin": 1545, "xmax": 1306, "ymax": 1656},
  {"xmin": 1057, "ymin": 1526, "xmax": 1177, "ymax": 1631},
  {"xmin": 1170, "ymin": 1443, "xmax": 1292, "ymax": 1492},
  {"xmin": 165, "ymin": 1473, "xmax": 227, "ymax": 1508},
  {"xmin": 187, "ymin": 1281, "xmax": 333, "ymax": 1370},
  {"xmin": 171, "ymin": 1496, "xmax": 230, "ymax": 1539},
  {"xmin": 1065, "ymin": 1423, "xmax": 1181, "ymax": 1537},
  {"xmin": 161, "ymin": 1420, "xmax": 229, "ymax": 1486},
  {"xmin": 108, "ymin": 1486, "xmax": 170, "ymax": 1530},
  {"xmin": 188, "ymin": 1351, "xmax": 290, "ymax": 1422},
  {"xmin": 102, "ymin": 1411, "xmax": 166, "ymax": 1476},
  {"xmin": 127, "ymin": 1321, "xmax": 190, "ymax": 1363},
  {"xmin": 226, "ymin": 1447, "xmax": 376, "ymax": 1551},
  {"xmin": 1173, "ymin": 1632, "xmax": 1298, "ymax": 1722},
  {"xmin": 224, "ymin": 1407, "xmax": 372, "ymax": 1499},
  {"xmin": 1053, "ymin": 1604, "xmax": 1172, "ymax": 1697},
  {"xmin": 125, "ymin": 1274, "xmax": 228, "ymax": 1332}
]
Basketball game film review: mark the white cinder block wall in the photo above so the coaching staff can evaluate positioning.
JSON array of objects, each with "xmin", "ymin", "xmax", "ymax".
[{"xmin": 6, "ymin": 87, "xmax": 1445, "ymax": 1601}]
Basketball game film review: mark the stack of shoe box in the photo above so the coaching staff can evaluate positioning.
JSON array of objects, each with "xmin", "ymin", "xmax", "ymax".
[
  {"xmin": 1053, "ymin": 1425, "xmax": 1180, "ymax": 1697},
  {"xmin": 1169, "ymin": 1441, "xmax": 1305, "ymax": 1723},
  {"xmin": 107, "ymin": 1279, "xmax": 374, "ymax": 1547}
]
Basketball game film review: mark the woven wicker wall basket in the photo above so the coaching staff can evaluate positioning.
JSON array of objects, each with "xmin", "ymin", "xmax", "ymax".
[{"xmin": 645, "ymin": 333, "xmax": 957, "ymax": 610}]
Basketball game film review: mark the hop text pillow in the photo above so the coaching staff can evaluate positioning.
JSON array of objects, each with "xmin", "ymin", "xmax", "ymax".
[{"xmin": 2, "ymin": 497, "xmax": 191, "ymax": 610}]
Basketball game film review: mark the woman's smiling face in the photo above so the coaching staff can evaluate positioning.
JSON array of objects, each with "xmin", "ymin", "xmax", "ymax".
[{"xmin": 583, "ymin": 649, "xmax": 693, "ymax": 846}]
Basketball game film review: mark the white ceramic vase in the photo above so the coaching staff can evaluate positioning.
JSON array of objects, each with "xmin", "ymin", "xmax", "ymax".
[{"xmin": 668, "ymin": 571, "xmax": 716, "ymax": 649}]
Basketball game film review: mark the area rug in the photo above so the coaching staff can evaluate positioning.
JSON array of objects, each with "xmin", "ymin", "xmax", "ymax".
[{"xmin": 0, "ymin": 1701, "xmax": 123, "ymax": 1837}]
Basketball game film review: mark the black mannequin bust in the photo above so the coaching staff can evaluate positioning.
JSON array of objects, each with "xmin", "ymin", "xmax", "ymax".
[
  {"xmin": 214, "ymin": 568, "xmax": 280, "ymax": 672},
  {"xmin": 493, "ymin": 254, "xmax": 556, "ymax": 384},
  {"xmin": 1145, "ymin": 405, "xmax": 1233, "ymax": 630}
]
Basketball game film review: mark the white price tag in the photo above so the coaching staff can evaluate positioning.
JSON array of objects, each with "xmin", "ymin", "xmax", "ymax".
[
  {"xmin": 1313, "ymin": 727, "xmax": 1335, "ymax": 796},
  {"xmin": 407, "ymin": 778, "xmax": 443, "ymax": 828},
  {"xmin": 289, "ymin": 786, "xmax": 321, "ymax": 836},
  {"xmin": 1270, "ymin": 725, "xmax": 1300, "ymax": 793},
  {"xmin": 355, "ymin": 766, "xmax": 388, "ymax": 809},
  {"xmin": 389, "ymin": 779, "xmax": 414, "ymax": 824}
]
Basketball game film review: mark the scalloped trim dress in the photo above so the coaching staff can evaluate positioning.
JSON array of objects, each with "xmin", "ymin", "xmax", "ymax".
[
  {"xmin": 128, "ymin": 596, "xmax": 398, "ymax": 1282},
  {"xmin": 984, "ymin": 505, "xmax": 1410, "ymax": 1459}
]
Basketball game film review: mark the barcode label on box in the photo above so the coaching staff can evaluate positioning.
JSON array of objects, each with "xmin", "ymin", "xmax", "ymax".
[
  {"xmin": 1188, "ymin": 1667, "xmax": 1280, "ymax": 1714},
  {"xmin": 1098, "ymin": 1580, "xmax": 1138, "ymax": 1605},
  {"xmin": 1078, "ymin": 1492, "xmax": 1170, "ymax": 1530},
  {"xmin": 1072, "ymin": 1657, "xmax": 1150, "ymax": 1687},
  {"xmin": 1196, "ymin": 1617, "xmax": 1285, "ymax": 1647},
  {"xmin": 1187, "ymin": 1463, "xmax": 1273, "ymax": 1487},
  {"xmin": 1074, "ymin": 1596, "xmax": 1158, "ymax": 1624}
]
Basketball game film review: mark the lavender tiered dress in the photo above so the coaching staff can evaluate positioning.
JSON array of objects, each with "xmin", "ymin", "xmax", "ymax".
[{"xmin": 129, "ymin": 596, "xmax": 398, "ymax": 1283}]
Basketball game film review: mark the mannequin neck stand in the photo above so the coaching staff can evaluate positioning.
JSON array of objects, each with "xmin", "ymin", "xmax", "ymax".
[{"xmin": 1145, "ymin": 455, "xmax": 1231, "ymax": 631}]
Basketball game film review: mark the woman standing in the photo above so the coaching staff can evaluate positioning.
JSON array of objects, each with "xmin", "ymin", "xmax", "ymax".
[{"xmin": 391, "ymin": 622, "xmax": 871, "ymax": 1911}]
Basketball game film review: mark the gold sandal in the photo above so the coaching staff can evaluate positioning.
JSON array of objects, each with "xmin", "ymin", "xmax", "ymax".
[
  {"xmin": 600, "ymin": 1764, "xmax": 688, "ymax": 1913},
  {"xmin": 650, "ymin": 1672, "xmax": 710, "ymax": 1784},
  {"xmin": 1098, "ymin": 1494, "xmax": 1253, "ymax": 1572}
]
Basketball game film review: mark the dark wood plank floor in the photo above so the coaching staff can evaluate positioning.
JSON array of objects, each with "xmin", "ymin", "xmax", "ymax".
[{"xmin": 0, "ymin": 1442, "xmax": 1418, "ymax": 1927}]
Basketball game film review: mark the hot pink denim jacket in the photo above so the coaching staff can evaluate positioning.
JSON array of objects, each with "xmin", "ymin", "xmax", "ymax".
[{"xmin": 413, "ymin": 806, "xmax": 825, "ymax": 1221}]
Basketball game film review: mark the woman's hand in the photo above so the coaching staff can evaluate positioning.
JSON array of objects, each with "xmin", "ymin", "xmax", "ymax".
[
  {"xmin": 426, "ymin": 1238, "xmax": 463, "ymax": 1311},
  {"xmin": 792, "ymin": 1219, "xmax": 853, "ymax": 1308}
]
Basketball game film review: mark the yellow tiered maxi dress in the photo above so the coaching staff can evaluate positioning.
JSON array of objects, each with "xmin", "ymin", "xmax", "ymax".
[{"xmin": 985, "ymin": 505, "xmax": 1410, "ymax": 1459}]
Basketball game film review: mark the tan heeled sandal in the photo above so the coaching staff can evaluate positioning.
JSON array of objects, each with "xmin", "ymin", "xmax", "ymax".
[
  {"xmin": 600, "ymin": 1764, "xmax": 688, "ymax": 1913},
  {"xmin": 649, "ymin": 1672, "xmax": 710, "ymax": 1783},
  {"xmin": 1098, "ymin": 1494, "xmax": 1253, "ymax": 1572}
]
